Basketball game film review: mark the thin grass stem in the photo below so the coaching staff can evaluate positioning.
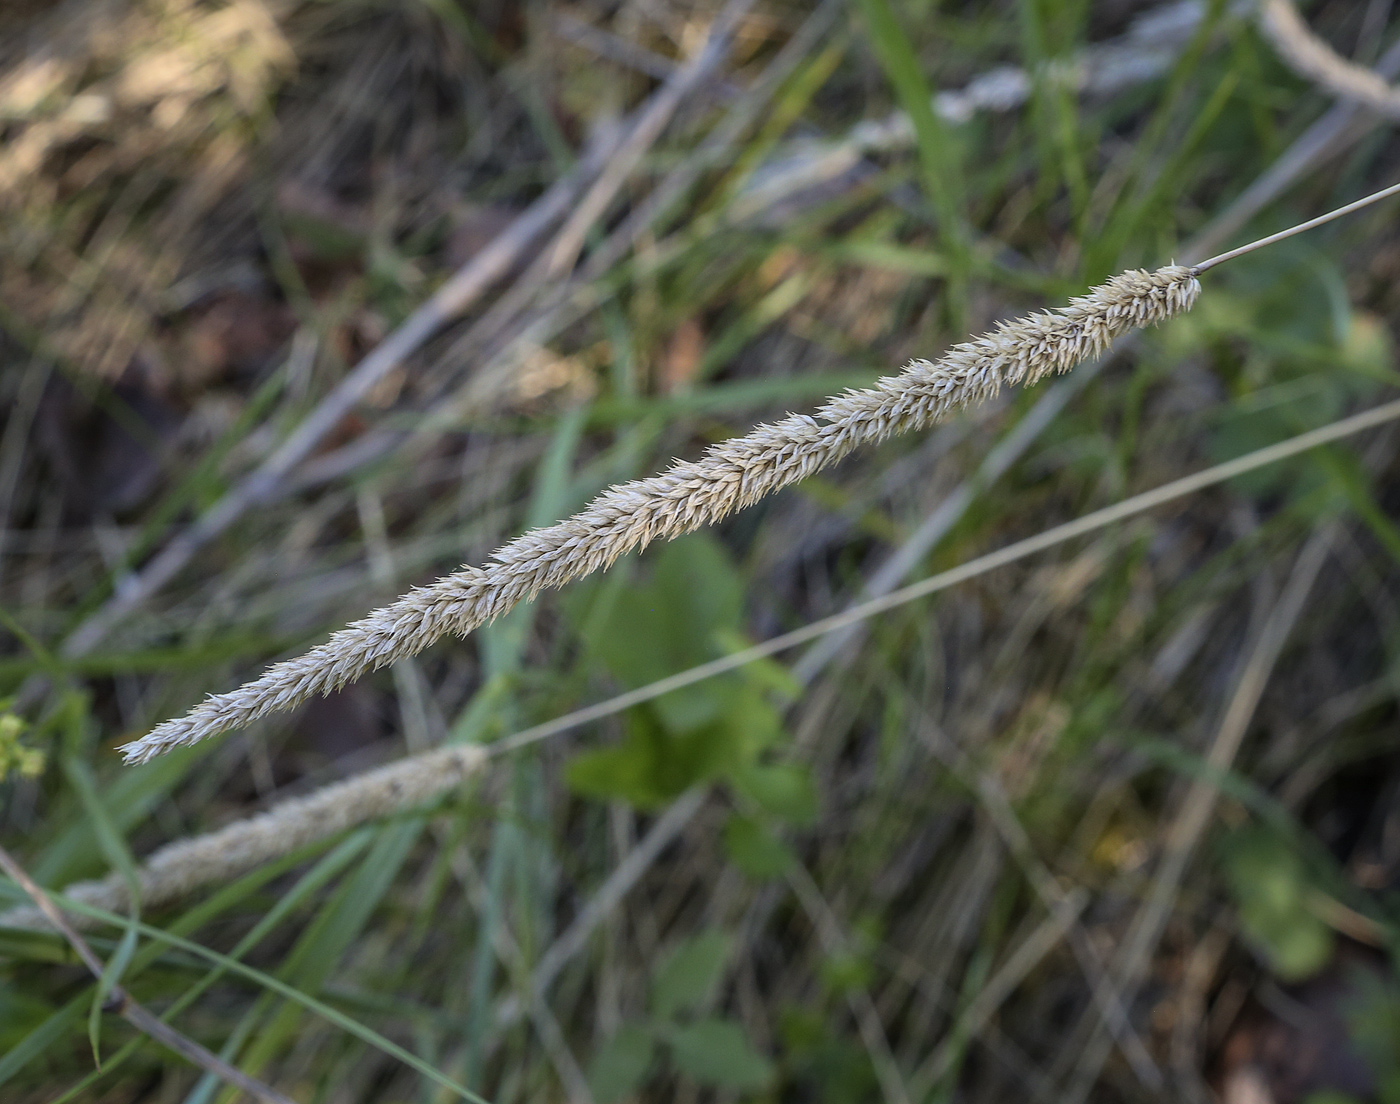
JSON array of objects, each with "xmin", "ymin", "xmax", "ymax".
[{"xmin": 1193, "ymin": 178, "xmax": 1400, "ymax": 271}]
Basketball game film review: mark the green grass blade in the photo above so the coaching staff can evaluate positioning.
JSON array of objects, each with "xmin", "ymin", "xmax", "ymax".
[
  {"xmin": 62, "ymin": 750, "xmax": 143, "ymax": 1067},
  {"xmin": 13, "ymin": 888, "xmax": 494, "ymax": 1104},
  {"xmin": 0, "ymin": 993, "xmax": 88, "ymax": 1086},
  {"xmin": 853, "ymin": 0, "xmax": 967, "ymax": 268}
]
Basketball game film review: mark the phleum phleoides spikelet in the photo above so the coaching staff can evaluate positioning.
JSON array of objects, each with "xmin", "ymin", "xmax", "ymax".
[{"xmin": 120, "ymin": 265, "xmax": 1200, "ymax": 764}]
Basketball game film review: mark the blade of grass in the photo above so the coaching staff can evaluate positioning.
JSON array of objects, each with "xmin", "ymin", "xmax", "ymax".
[
  {"xmin": 221, "ymin": 820, "xmax": 425, "ymax": 1099},
  {"xmin": 11, "ymin": 888, "xmax": 494, "ymax": 1104},
  {"xmin": 854, "ymin": 0, "xmax": 969, "ymax": 300},
  {"xmin": 48, "ymin": 834, "xmax": 374, "ymax": 1104},
  {"xmin": 0, "ymin": 845, "xmax": 295, "ymax": 1104},
  {"xmin": 0, "ymin": 993, "xmax": 88, "ymax": 1086},
  {"xmin": 62, "ymin": 752, "xmax": 143, "ymax": 1067}
]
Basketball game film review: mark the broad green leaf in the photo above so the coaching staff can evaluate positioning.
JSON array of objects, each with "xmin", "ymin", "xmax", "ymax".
[
  {"xmin": 651, "ymin": 929, "xmax": 729, "ymax": 1020},
  {"xmin": 720, "ymin": 683, "xmax": 785, "ymax": 759},
  {"xmin": 587, "ymin": 1025, "xmax": 656, "ymax": 1103},
  {"xmin": 571, "ymin": 535, "xmax": 744, "ymax": 735},
  {"xmin": 565, "ymin": 534, "xmax": 792, "ymax": 810},
  {"xmin": 667, "ymin": 1017, "xmax": 774, "ymax": 1091},
  {"xmin": 567, "ymin": 708, "xmax": 748, "ymax": 809},
  {"xmin": 713, "ymin": 628, "xmax": 800, "ymax": 700},
  {"xmin": 651, "ymin": 533, "xmax": 744, "ymax": 647},
  {"xmin": 733, "ymin": 762, "xmax": 818, "ymax": 825},
  {"xmin": 722, "ymin": 815, "xmax": 794, "ymax": 879},
  {"xmin": 1219, "ymin": 827, "xmax": 1332, "ymax": 980}
]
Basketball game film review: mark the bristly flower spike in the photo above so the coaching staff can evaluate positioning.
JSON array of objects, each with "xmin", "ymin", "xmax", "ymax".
[{"xmin": 119, "ymin": 180, "xmax": 1400, "ymax": 765}]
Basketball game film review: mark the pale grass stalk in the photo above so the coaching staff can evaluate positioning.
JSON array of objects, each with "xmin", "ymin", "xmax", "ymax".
[
  {"xmin": 1259, "ymin": 0, "xmax": 1400, "ymax": 118},
  {"xmin": 121, "ymin": 266, "xmax": 1201, "ymax": 764}
]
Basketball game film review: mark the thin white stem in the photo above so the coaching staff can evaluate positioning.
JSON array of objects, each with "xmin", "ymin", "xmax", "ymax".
[{"xmin": 1193, "ymin": 178, "xmax": 1400, "ymax": 271}]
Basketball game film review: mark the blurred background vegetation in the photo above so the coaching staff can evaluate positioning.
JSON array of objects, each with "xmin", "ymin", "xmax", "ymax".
[{"xmin": 4, "ymin": 0, "xmax": 1400, "ymax": 1101}]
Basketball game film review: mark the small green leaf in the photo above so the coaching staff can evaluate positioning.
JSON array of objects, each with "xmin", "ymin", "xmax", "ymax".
[
  {"xmin": 567, "ymin": 716, "xmax": 670, "ymax": 808},
  {"xmin": 1339, "ymin": 311, "xmax": 1394, "ymax": 379},
  {"xmin": 0, "ymin": 711, "xmax": 44, "ymax": 782},
  {"xmin": 1219, "ymin": 827, "xmax": 1333, "ymax": 980},
  {"xmin": 819, "ymin": 949, "xmax": 874, "ymax": 996},
  {"xmin": 667, "ymin": 1018, "xmax": 774, "ymax": 1091},
  {"xmin": 566, "ymin": 712, "xmax": 741, "ymax": 809},
  {"xmin": 587, "ymin": 1025, "xmax": 655, "ymax": 1104},
  {"xmin": 713, "ymin": 628, "xmax": 801, "ymax": 700},
  {"xmin": 568, "ymin": 535, "xmax": 748, "ymax": 737},
  {"xmin": 779, "ymin": 1006, "xmax": 879, "ymax": 1104},
  {"xmin": 722, "ymin": 815, "xmax": 794, "ymax": 879},
  {"xmin": 733, "ymin": 762, "xmax": 818, "ymax": 825},
  {"xmin": 719, "ymin": 684, "xmax": 785, "ymax": 759},
  {"xmin": 651, "ymin": 930, "xmax": 729, "ymax": 1020}
]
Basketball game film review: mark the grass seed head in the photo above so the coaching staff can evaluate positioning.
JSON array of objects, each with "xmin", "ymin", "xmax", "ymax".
[{"xmin": 119, "ymin": 265, "xmax": 1199, "ymax": 764}]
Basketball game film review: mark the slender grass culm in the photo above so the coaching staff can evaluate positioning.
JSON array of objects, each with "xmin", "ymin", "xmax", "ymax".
[{"xmin": 118, "ymin": 182, "xmax": 1400, "ymax": 765}]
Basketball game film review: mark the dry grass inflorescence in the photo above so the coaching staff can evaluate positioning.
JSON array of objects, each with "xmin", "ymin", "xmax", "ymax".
[{"xmin": 6, "ymin": 1, "xmax": 1400, "ymax": 1104}]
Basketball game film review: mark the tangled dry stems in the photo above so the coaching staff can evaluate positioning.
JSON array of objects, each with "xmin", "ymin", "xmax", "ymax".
[{"xmin": 120, "ymin": 266, "xmax": 1201, "ymax": 764}]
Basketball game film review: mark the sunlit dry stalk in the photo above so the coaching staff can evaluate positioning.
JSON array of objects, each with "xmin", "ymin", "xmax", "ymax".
[
  {"xmin": 1258, "ymin": 0, "xmax": 1400, "ymax": 118},
  {"xmin": 118, "ymin": 266, "xmax": 1199, "ymax": 763},
  {"xmin": 0, "ymin": 744, "xmax": 487, "ymax": 931}
]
